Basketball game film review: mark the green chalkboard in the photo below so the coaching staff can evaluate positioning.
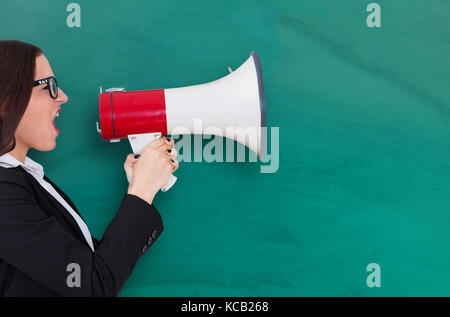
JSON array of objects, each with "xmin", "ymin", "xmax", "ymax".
[{"xmin": 1, "ymin": 0, "xmax": 449, "ymax": 296}]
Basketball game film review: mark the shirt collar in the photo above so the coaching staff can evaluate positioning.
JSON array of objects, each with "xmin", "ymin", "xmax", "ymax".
[{"xmin": 0, "ymin": 153, "xmax": 45, "ymax": 179}]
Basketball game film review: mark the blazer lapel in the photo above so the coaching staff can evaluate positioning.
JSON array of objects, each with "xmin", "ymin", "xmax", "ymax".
[
  {"xmin": 43, "ymin": 175, "xmax": 99, "ymax": 250},
  {"xmin": 15, "ymin": 167, "xmax": 90, "ymax": 247}
]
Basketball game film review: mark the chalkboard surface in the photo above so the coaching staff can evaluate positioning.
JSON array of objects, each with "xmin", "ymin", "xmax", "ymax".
[{"xmin": 1, "ymin": 0, "xmax": 449, "ymax": 296}]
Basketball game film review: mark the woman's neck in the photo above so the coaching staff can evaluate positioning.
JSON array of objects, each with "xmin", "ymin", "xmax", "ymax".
[{"xmin": 8, "ymin": 143, "xmax": 29, "ymax": 165}]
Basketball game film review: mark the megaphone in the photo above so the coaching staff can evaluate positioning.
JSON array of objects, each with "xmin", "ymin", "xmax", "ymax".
[{"xmin": 97, "ymin": 51, "xmax": 266, "ymax": 192}]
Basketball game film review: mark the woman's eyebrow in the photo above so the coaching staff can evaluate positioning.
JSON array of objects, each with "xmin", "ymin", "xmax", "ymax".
[{"xmin": 35, "ymin": 75, "xmax": 54, "ymax": 80}]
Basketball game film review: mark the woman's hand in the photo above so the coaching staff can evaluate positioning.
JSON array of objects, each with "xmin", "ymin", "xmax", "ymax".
[{"xmin": 124, "ymin": 136, "xmax": 178, "ymax": 205}]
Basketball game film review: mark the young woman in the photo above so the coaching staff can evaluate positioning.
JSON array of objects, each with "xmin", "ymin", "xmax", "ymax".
[{"xmin": 0, "ymin": 40, "xmax": 178, "ymax": 296}]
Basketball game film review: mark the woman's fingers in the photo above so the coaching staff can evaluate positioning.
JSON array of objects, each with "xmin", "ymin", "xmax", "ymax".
[
  {"xmin": 143, "ymin": 136, "xmax": 173, "ymax": 152},
  {"xmin": 137, "ymin": 136, "xmax": 174, "ymax": 159},
  {"xmin": 170, "ymin": 159, "xmax": 179, "ymax": 172},
  {"xmin": 147, "ymin": 136, "xmax": 168, "ymax": 149},
  {"xmin": 159, "ymin": 140, "xmax": 175, "ymax": 154},
  {"xmin": 155, "ymin": 136, "xmax": 173, "ymax": 149},
  {"xmin": 165, "ymin": 146, "xmax": 177, "ymax": 160}
]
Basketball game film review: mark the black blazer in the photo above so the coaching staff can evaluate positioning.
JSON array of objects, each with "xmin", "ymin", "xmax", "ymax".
[{"xmin": 0, "ymin": 165, "xmax": 164, "ymax": 296}]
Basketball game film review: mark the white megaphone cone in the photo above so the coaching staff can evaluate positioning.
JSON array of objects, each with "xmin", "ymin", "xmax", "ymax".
[
  {"xmin": 98, "ymin": 51, "xmax": 266, "ymax": 191},
  {"xmin": 165, "ymin": 51, "xmax": 266, "ymax": 159}
]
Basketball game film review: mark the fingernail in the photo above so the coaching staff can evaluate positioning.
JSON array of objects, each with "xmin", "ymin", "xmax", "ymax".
[{"xmin": 134, "ymin": 154, "xmax": 141, "ymax": 159}]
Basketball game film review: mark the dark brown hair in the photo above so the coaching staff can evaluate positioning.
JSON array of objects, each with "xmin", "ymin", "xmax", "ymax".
[{"xmin": 0, "ymin": 40, "xmax": 42, "ymax": 156}]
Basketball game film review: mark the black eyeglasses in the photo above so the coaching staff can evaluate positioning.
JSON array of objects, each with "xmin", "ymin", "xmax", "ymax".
[{"xmin": 33, "ymin": 76, "xmax": 58, "ymax": 99}]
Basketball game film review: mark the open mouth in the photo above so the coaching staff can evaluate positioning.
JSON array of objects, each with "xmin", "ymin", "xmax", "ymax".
[{"xmin": 53, "ymin": 108, "xmax": 61, "ymax": 134}]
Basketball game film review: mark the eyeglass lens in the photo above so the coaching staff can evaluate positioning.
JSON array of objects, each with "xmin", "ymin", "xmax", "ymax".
[{"xmin": 49, "ymin": 78, "xmax": 58, "ymax": 98}]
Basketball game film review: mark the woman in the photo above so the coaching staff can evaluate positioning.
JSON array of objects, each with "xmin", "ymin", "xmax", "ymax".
[{"xmin": 0, "ymin": 40, "xmax": 178, "ymax": 296}]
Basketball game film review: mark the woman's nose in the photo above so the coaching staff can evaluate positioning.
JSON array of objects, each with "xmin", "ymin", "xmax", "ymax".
[{"xmin": 57, "ymin": 87, "xmax": 69, "ymax": 104}]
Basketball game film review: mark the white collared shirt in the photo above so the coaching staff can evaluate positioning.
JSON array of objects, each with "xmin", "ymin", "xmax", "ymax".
[{"xmin": 0, "ymin": 153, "xmax": 95, "ymax": 252}]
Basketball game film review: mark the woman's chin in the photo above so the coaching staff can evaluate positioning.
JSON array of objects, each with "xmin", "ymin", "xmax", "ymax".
[{"xmin": 35, "ymin": 139, "xmax": 57, "ymax": 151}]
